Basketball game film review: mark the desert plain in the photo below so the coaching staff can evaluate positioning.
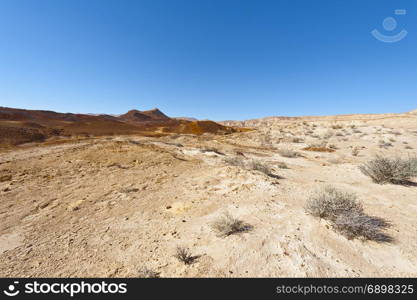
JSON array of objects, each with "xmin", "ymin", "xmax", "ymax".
[{"xmin": 1, "ymin": 108, "xmax": 417, "ymax": 277}]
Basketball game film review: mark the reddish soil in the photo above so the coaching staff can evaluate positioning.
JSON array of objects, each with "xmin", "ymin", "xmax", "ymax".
[
  {"xmin": 302, "ymin": 147, "xmax": 336, "ymax": 152},
  {"xmin": 0, "ymin": 107, "xmax": 239, "ymax": 146}
]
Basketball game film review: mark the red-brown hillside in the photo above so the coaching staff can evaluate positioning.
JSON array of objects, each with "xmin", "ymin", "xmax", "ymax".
[{"xmin": 0, "ymin": 106, "xmax": 238, "ymax": 146}]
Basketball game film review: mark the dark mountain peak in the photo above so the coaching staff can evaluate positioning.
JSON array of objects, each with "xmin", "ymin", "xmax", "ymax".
[
  {"xmin": 140, "ymin": 108, "xmax": 170, "ymax": 120},
  {"xmin": 118, "ymin": 110, "xmax": 151, "ymax": 122},
  {"xmin": 119, "ymin": 108, "xmax": 170, "ymax": 122}
]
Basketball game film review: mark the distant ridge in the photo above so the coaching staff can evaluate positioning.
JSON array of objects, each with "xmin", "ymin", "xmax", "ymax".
[
  {"xmin": 0, "ymin": 106, "xmax": 239, "ymax": 146},
  {"xmin": 174, "ymin": 117, "xmax": 198, "ymax": 121}
]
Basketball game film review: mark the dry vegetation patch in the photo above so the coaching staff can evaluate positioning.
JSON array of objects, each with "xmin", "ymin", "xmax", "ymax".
[
  {"xmin": 174, "ymin": 247, "xmax": 199, "ymax": 265},
  {"xmin": 247, "ymin": 159, "xmax": 273, "ymax": 176},
  {"xmin": 359, "ymin": 156, "xmax": 417, "ymax": 185},
  {"xmin": 302, "ymin": 146, "xmax": 335, "ymax": 153},
  {"xmin": 211, "ymin": 213, "xmax": 253, "ymax": 237},
  {"xmin": 278, "ymin": 148, "xmax": 299, "ymax": 158},
  {"xmin": 223, "ymin": 156, "xmax": 278, "ymax": 178},
  {"xmin": 138, "ymin": 267, "xmax": 160, "ymax": 278},
  {"xmin": 305, "ymin": 186, "xmax": 391, "ymax": 242}
]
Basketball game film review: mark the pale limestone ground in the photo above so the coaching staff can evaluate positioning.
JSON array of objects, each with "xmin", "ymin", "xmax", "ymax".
[{"xmin": 0, "ymin": 112, "xmax": 417, "ymax": 277}]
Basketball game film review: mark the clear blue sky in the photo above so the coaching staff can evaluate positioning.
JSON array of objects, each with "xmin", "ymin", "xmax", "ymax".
[{"xmin": 0, "ymin": 0, "xmax": 416, "ymax": 120}]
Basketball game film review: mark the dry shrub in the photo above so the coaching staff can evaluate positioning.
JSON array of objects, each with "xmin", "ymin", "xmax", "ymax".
[
  {"xmin": 211, "ymin": 213, "xmax": 253, "ymax": 237},
  {"xmin": 359, "ymin": 155, "xmax": 417, "ymax": 185},
  {"xmin": 247, "ymin": 159, "xmax": 273, "ymax": 176},
  {"xmin": 174, "ymin": 247, "xmax": 198, "ymax": 265},
  {"xmin": 378, "ymin": 140, "xmax": 393, "ymax": 149},
  {"xmin": 278, "ymin": 148, "xmax": 299, "ymax": 158},
  {"xmin": 223, "ymin": 156, "xmax": 245, "ymax": 168},
  {"xmin": 305, "ymin": 187, "xmax": 362, "ymax": 220},
  {"xmin": 323, "ymin": 130, "xmax": 334, "ymax": 139},
  {"xmin": 290, "ymin": 136, "xmax": 304, "ymax": 143},
  {"xmin": 276, "ymin": 161, "xmax": 289, "ymax": 169},
  {"xmin": 308, "ymin": 141, "xmax": 328, "ymax": 148},
  {"xmin": 138, "ymin": 267, "xmax": 160, "ymax": 278},
  {"xmin": 333, "ymin": 211, "xmax": 391, "ymax": 241},
  {"xmin": 224, "ymin": 157, "xmax": 278, "ymax": 178},
  {"xmin": 303, "ymin": 146, "xmax": 335, "ymax": 153},
  {"xmin": 305, "ymin": 186, "xmax": 391, "ymax": 242}
]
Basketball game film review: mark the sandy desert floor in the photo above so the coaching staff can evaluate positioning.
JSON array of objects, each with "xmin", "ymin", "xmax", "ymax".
[{"xmin": 1, "ymin": 112, "xmax": 417, "ymax": 277}]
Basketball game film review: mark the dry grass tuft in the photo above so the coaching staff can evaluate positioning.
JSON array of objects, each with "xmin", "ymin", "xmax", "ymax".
[
  {"xmin": 224, "ymin": 157, "xmax": 279, "ymax": 178},
  {"xmin": 247, "ymin": 159, "xmax": 273, "ymax": 176},
  {"xmin": 333, "ymin": 211, "xmax": 391, "ymax": 241},
  {"xmin": 323, "ymin": 130, "xmax": 334, "ymax": 139},
  {"xmin": 138, "ymin": 267, "xmax": 160, "ymax": 278},
  {"xmin": 305, "ymin": 187, "xmax": 362, "ymax": 220},
  {"xmin": 305, "ymin": 186, "xmax": 391, "ymax": 242},
  {"xmin": 278, "ymin": 147, "xmax": 299, "ymax": 158},
  {"xmin": 378, "ymin": 140, "xmax": 393, "ymax": 149},
  {"xmin": 223, "ymin": 156, "xmax": 245, "ymax": 167},
  {"xmin": 290, "ymin": 137, "xmax": 304, "ymax": 143},
  {"xmin": 303, "ymin": 146, "xmax": 335, "ymax": 152},
  {"xmin": 359, "ymin": 155, "xmax": 417, "ymax": 185},
  {"xmin": 276, "ymin": 161, "xmax": 289, "ymax": 169},
  {"xmin": 211, "ymin": 213, "xmax": 253, "ymax": 237},
  {"xmin": 174, "ymin": 247, "xmax": 199, "ymax": 265}
]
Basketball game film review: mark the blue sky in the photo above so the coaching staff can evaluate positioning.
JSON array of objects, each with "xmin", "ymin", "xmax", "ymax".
[{"xmin": 0, "ymin": 0, "xmax": 416, "ymax": 120}]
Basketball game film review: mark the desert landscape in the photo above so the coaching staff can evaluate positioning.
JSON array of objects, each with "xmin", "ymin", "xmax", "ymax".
[{"xmin": 0, "ymin": 107, "xmax": 416, "ymax": 277}]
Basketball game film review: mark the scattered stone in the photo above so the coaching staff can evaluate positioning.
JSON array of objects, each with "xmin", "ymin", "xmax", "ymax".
[{"xmin": 0, "ymin": 174, "xmax": 12, "ymax": 182}]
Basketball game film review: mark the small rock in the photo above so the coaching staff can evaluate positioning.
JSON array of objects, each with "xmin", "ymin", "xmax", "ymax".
[{"xmin": 0, "ymin": 174, "xmax": 12, "ymax": 182}]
